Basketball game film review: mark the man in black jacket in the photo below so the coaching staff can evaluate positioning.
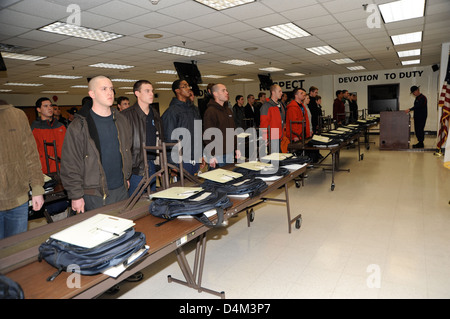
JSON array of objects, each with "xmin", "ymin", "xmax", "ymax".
[
  {"xmin": 406, "ymin": 85, "xmax": 427, "ymax": 148},
  {"xmin": 162, "ymin": 79, "xmax": 204, "ymax": 176},
  {"xmin": 121, "ymin": 80, "xmax": 164, "ymax": 195}
]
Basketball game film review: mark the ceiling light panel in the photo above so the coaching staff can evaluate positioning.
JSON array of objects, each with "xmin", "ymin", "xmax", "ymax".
[
  {"xmin": 89, "ymin": 63, "xmax": 135, "ymax": 69},
  {"xmin": 347, "ymin": 66, "xmax": 366, "ymax": 71},
  {"xmin": 157, "ymin": 46, "xmax": 206, "ymax": 57},
  {"xmin": 203, "ymin": 75, "xmax": 226, "ymax": 78},
  {"xmin": 391, "ymin": 31, "xmax": 422, "ymax": 45},
  {"xmin": 194, "ymin": 0, "xmax": 255, "ymax": 11},
  {"xmin": 38, "ymin": 22, "xmax": 124, "ymax": 42},
  {"xmin": 110, "ymin": 78, "xmax": 138, "ymax": 82},
  {"xmin": 233, "ymin": 78, "xmax": 253, "ymax": 82},
  {"xmin": 156, "ymin": 70, "xmax": 177, "ymax": 74},
  {"xmin": 1, "ymin": 52, "xmax": 47, "ymax": 61},
  {"xmin": 220, "ymin": 59, "xmax": 254, "ymax": 66},
  {"xmin": 397, "ymin": 49, "xmax": 421, "ymax": 58},
  {"xmin": 306, "ymin": 45, "xmax": 339, "ymax": 55},
  {"xmin": 259, "ymin": 67, "xmax": 284, "ymax": 72},
  {"xmin": 286, "ymin": 72, "xmax": 305, "ymax": 77},
  {"xmin": 40, "ymin": 75, "xmax": 83, "ymax": 79},
  {"xmin": 401, "ymin": 59, "xmax": 420, "ymax": 65},
  {"xmin": 261, "ymin": 23, "xmax": 311, "ymax": 40},
  {"xmin": 331, "ymin": 58, "xmax": 355, "ymax": 64},
  {"xmin": 379, "ymin": 0, "xmax": 426, "ymax": 23},
  {"xmin": 4, "ymin": 82, "xmax": 43, "ymax": 86}
]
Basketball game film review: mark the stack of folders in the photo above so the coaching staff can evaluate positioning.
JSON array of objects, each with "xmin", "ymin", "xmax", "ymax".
[{"xmin": 49, "ymin": 214, "xmax": 149, "ymax": 277}]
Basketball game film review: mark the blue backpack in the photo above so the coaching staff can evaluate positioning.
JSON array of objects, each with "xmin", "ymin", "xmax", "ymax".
[{"xmin": 38, "ymin": 228, "xmax": 147, "ymax": 281}]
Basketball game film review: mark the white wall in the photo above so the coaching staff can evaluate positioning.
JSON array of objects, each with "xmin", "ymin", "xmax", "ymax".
[{"xmin": 1, "ymin": 64, "xmax": 440, "ymax": 132}]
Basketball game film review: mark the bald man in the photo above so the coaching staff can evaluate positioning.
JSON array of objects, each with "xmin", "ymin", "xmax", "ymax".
[{"xmin": 61, "ymin": 76, "xmax": 132, "ymax": 213}]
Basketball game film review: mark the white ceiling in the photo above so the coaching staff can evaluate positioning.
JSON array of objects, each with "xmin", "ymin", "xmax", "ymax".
[{"xmin": 0, "ymin": 0, "xmax": 449, "ymax": 95}]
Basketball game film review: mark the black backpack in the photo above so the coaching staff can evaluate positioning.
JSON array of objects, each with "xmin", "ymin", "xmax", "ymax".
[
  {"xmin": 0, "ymin": 274, "xmax": 24, "ymax": 299},
  {"xmin": 38, "ymin": 228, "xmax": 147, "ymax": 281}
]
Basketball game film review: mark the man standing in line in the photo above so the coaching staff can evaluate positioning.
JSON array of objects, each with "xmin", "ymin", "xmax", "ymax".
[
  {"xmin": 203, "ymin": 83, "xmax": 241, "ymax": 168},
  {"xmin": 31, "ymin": 97, "xmax": 66, "ymax": 175},
  {"xmin": 162, "ymin": 79, "xmax": 203, "ymax": 176},
  {"xmin": 286, "ymin": 88, "xmax": 311, "ymax": 142},
  {"xmin": 406, "ymin": 85, "xmax": 427, "ymax": 148},
  {"xmin": 121, "ymin": 80, "xmax": 164, "ymax": 195},
  {"xmin": 60, "ymin": 76, "xmax": 132, "ymax": 213},
  {"xmin": 244, "ymin": 94, "xmax": 256, "ymax": 128},
  {"xmin": 232, "ymin": 95, "xmax": 246, "ymax": 129},
  {"xmin": 333, "ymin": 90, "xmax": 345, "ymax": 125},
  {"xmin": 259, "ymin": 84, "xmax": 284, "ymax": 151},
  {"xmin": 308, "ymin": 86, "xmax": 321, "ymax": 134},
  {"xmin": 116, "ymin": 96, "xmax": 131, "ymax": 112},
  {"xmin": 0, "ymin": 100, "xmax": 44, "ymax": 239}
]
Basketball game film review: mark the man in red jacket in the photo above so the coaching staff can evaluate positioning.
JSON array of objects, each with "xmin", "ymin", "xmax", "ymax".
[
  {"xmin": 31, "ymin": 97, "xmax": 66, "ymax": 175},
  {"xmin": 333, "ymin": 90, "xmax": 345, "ymax": 125},
  {"xmin": 286, "ymin": 88, "xmax": 311, "ymax": 142},
  {"xmin": 260, "ymin": 84, "xmax": 284, "ymax": 151}
]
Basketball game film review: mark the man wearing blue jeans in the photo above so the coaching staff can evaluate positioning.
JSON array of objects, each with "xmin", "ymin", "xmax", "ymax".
[
  {"xmin": 122, "ymin": 80, "xmax": 164, "ymax": 196},
  {"xmin": 0, "ymin": 100, "xmax": 45, "ymax": 239}
]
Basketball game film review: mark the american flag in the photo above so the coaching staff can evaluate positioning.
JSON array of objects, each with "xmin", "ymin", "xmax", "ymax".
[{"xmin": 437, "ymin": 56, "xmax": 450, "ymax": 152}]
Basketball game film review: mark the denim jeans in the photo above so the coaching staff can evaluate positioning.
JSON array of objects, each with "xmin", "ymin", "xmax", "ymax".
[
  {"xmin": 128, "ymin": 160, "xmax": 156, "ymax": 196},
  {"xmin": 0, "ymin": 202, "xmax": 29, "ymax": 239}
]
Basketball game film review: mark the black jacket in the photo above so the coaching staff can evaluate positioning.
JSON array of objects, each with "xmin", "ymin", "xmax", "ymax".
[
  {"xmin": 121, "ymin": 103, "xmax": 164, "ymax": 176},
  {"xmin": 162, "ymin": 97, "xmax": 202, "ymax": 162}
]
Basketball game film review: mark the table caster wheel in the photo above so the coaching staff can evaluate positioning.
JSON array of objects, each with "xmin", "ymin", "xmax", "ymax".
[
  {"xmin": 331, "ymin": 183, "xmax": 335, "ymax": 191},
  {"xmin": 295, "ymin": 180, "xmax": 301, "ymax": 188},
  {"xmin": 249, "ymin": 209, "xmax": 255, "ymax": 222},
  {"xmin": 295, "ymin": 216, "xmax": 302, "ymax": 229}
]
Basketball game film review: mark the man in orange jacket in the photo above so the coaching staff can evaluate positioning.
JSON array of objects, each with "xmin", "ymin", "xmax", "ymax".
[
  {"xmin": 31, "ymin": 97, "xmax": 66, "ymax": 175},
  {"xmin": 259, "ymin": 84, "xmax": 284, "ymax": 151},
  {"xmin": 286, "ymin": 88, "xmax": 311, "ymax": 142}
]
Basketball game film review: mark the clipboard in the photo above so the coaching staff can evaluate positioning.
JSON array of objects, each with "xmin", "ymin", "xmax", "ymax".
[
  {"xmin": 50, "ymin": 214, "xmax": 135, "ymax": 248},
  {"xmin": 235, "ymin": 161, "xmax": 273, "ymax": 171},
  {"xmin": 149, "ymin": 187, "xmax": 203, "ymax": 200},
  {"xmin": 198, "ymin": 168, "xmax": 242, "ymax": 183}
]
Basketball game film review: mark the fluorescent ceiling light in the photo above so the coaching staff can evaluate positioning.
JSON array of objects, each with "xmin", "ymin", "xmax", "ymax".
[
  {"xmin": 194, "ymin": 0, "xmax": 255, "ymax": 11},
  {"xmin": 391, "ymin": 31, "xmax": 422, "ymax": 45},
  {"xmin": 233, "ymin": 78, "xmax": 253, "ymax": 82},
  {"xmin": 331, "ymin": 58, "xmax": 355, "ymax": 64},
  {"xmin": 306, "ymin": 45, "xmax": 339, "ymax": 55},
  {"xmin": 158, "ymin": 46, "xmax": 206, "ymax": 57},
  {"xmin": 0, "ymin": 89, "xmax": 12, "ymax": 92},
  {"xmin": 397, "ymin": 49, "xmax": 421, "ymax": 58},
  {"xmin": 40, "ymin": 74, "xmax": 83, "ymax": 79},
  {"xmin": 347, "ymin": 66, "xmax": 366, "ymax": 71},
  {"xmin": 38, "ymin": 22, "xmax": 123, "ymax": 42},
  {"xmin": 259, "ymin": 67, "xmax": 284, "ymax": 72},
  {"xmin": 118, "ymin": 87, "xmax": 133, "ymax": 90},
  {"xmin": 285, "ymin": 72, "xmax": 305, "ymax": 77},
  {"xmin": 379, "ymin": 0, "xmax": 426, "ymax": 23},
  {"xmin": 155, "ymin": 88, "xmax": 172, "ymax": 91},
  {"xmin": 71, "ymin": 85, "xmax": 88, "ymax": 88},
  {"xmin": 41, "ymin": 91, "xmax": 68, "ymax": 94},
  {"xmin": 203, "ymin": 75, "xmax": 226, "ymax": 78},
  {"xmin": 220, "ymin": 59, "xmax": 254, "ymax": 66},
  {"xmin": 401, "ymin": 59, "xmax": 420, "ymax": 65},
  {"xmin": 155, "ymin": 81, "xmax": 173, "ymax": 85},
  {"xmin": 1, "ymin": 52, "xmax": 46, "ymax": 61},
  {"xmin": 261, "ymin": 23, "xmax": 310, "ymax": 40},
  {"xmin": 110, "ymin": 78, "xmax": 138, "ymax": 82},
  {"xmin": 89, "ymin": 63, "xmax": 135, "ymax": 70},
  {"xmin": 4, "ymin": 82, "xmax": 43, "ymax": 86},
  {"xmin": 156, "ymin": 70, "xmax": 177, "ymax": 74}
]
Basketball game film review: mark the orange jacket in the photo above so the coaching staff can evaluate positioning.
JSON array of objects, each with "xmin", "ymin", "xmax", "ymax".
[
  {"xmin": 259, "ymin": 99, "xmax": 284, "ymax": 140},
  {"xmin": 285, "ymin": 100, "xmax": 311, "ymax": 141},
  {"xmin": 31, "ymin": 118, "xmax": 66, "ymax": 174}
]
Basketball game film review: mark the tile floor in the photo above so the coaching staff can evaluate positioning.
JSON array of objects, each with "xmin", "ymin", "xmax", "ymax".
[{"xmin": 100, "ymin": 134, "xmax": 450, "ymax": 299}]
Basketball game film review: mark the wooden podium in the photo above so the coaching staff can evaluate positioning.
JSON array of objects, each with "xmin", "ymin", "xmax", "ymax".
[{"xmin": 379, "ymin": 111, "xmax": 410, "ymax": 150}]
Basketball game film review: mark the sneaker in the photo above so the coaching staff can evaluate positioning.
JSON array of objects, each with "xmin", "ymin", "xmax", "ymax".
[{"xmin": 412, "ymin": 142, "xmax": 424, "ymax": 148}]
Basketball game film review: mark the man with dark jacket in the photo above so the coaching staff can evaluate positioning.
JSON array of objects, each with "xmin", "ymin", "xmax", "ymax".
[
  {"xmin": 406, "ymin": 85, "xmax": 428, "ymax": 148},
  {"xmin": 60, "ymin": 76, "xmax": 132, "ymax": 213},
  {"xmin": 203, "ymin": 83, "xmax": 241, "ymax": 168},
  {"xmin": 333, "ymin": 90, "xmax": 345, "ymax": 125},
  {"xmin": 121, "ymin": 80, "xmax": 164, "ymax": 195},
  {"xmin": 162, "ymin": 79, "xmax": 203, "ymax": 176}
]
